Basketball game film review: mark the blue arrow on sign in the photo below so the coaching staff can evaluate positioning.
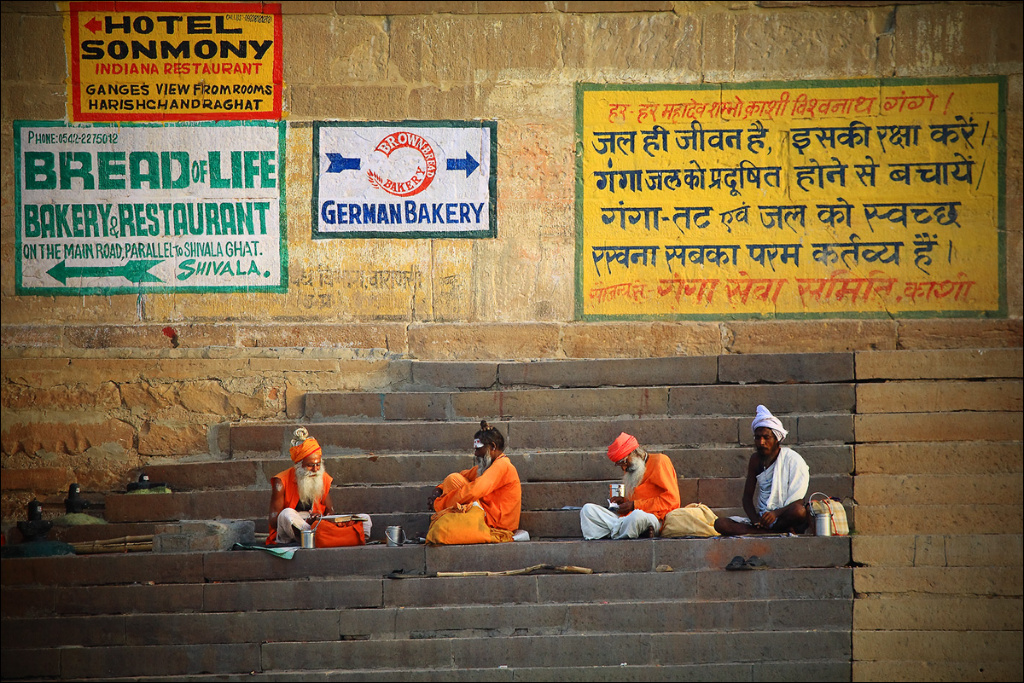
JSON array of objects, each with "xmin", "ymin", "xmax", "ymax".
[
  {"xmin": 325, "ymin": 153, "xmax": 361, "ymax": 172},
  {"xmin": 446, "ymin": 152, "xmax": 479, "ymax": 177}
]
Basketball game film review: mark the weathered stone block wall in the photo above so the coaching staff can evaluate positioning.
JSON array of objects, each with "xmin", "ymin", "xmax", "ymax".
[
  {"xmin": 851, "ymin": 348, "xmax": 1022, "ymax": 681},
  {"xmin": 1, "ymin": 2, "xmax": 1022, "ymax": 680},
  {"xmin": 2, "ymin": 2, "xmax": 1022, "ymax": 334}
]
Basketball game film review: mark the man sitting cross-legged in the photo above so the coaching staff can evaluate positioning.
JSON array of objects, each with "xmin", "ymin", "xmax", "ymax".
[
  {"xmin": 714, "ymin": 405, "xmax": 811, "ymax": 536},
  {"xmin": 267, "ymin": 427, "xmax": 371, "ymax": 545},
  {"xmin": 580, "ymin": 432, "xmax": 681, "ymax": 540},
  {"xmin": 427, "ymin": 421, "xmax": 522, "ymax": 544}
]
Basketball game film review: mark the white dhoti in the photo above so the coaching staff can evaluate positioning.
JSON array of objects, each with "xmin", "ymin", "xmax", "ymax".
[
  {"xmin": 580, "ymin": 503, "xmax": 660, "ymax": 540},
  {"xmin": 276, "ymin": 508, "xmax": 372, "ymax": 543}
]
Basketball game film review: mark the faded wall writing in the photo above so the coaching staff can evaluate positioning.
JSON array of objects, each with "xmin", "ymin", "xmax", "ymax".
[{"xmin": 576, "ymin": 79, "xmax": 1005, "ymax": 319}]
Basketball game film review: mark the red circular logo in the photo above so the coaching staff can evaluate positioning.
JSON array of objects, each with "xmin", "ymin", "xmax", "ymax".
[{"xmin": 367, "ymin": 131, "xmax": 437, "ymax": 197}]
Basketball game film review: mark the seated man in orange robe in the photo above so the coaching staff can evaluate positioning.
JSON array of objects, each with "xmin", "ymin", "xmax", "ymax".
[
  {"xmin": 580, "ymin": 432, "xmax": 681, "ymax": 539},
  {"xmin": 267, "ymin": 427, "xmax": 371, "ymax": 545},
  {"xmin": 429, "ymin": 421, "xmax": 522, "ymax": 542}
]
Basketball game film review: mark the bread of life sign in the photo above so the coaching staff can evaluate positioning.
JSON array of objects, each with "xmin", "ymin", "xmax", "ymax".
[
  {"xmin": 14, "ymin": 120, "xmax": 286, "ymax": 295},
  {"xmin": 576, "ymin": 78, "xmax": 1006, "ymax": 319},
  {"xmin": 313, "ymin": 121, "xmax": 497, "ymax": 238}
]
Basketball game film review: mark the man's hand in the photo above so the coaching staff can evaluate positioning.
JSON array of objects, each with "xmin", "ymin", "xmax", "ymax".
[
  {"xmin": 612, "ymin": 497, "xmax": 634, "ymax": 516},
  {"xmin": 758, "ymin": 510, "xmax": 777, "ymax": 528}
]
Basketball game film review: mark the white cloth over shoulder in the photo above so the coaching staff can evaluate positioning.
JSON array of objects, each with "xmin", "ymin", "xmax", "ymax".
[
  {"xmin": 759, "ymin": 446, "xmax": 809, "ymax": 515},
  {"xmin": 729, "ymin": 446, "xmax": 810, "ymax": 527}
]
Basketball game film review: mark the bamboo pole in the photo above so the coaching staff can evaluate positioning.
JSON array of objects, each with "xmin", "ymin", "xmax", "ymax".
[{"xmin": 70, "ymin": 535, "xmax": 154, "ymax": 554}]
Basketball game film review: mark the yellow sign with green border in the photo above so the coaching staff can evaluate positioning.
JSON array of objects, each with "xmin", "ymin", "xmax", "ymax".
[{"xmin": 576, "ymin": 78, "xmax": 1005, "ymax": 320}]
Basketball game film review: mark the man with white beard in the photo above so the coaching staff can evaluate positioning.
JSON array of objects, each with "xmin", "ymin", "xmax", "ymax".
[
  {"xmin": 580, "ymin": 432, "xmax": 681, "ymax": 540},
  {"xmin": 266, "ymin": 427, "xmax": 371, "ymax": 545}
]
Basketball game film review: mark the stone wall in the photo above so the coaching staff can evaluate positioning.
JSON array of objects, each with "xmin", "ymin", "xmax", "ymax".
[
  {"xmin": 2, "ymin": 2, "xmax": 1022, "ymax": 681},
  {"xmin": 2, "ymin": 1, "xmax": 1022, "ymax": 331},
  {"xmin": 851, "ymin": 348, "xmax": 1022, "ymax": 680}
]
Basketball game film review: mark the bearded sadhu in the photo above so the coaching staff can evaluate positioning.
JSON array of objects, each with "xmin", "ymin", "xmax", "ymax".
[
  {"xmin": 267, "ymin": 427, "xmax": 371, "ymax": 545},
  {"xmin": 580, "ymin": 432, "xmax": 680, "ymax": 540},
  {"xmin": 427, "ymin": 421, "xmax": 522, "ymax": 544}
]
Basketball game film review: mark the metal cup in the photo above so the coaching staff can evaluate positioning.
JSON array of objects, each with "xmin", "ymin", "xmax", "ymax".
[
  {"xmin": 385, "ymin": 525, "xmax": 406, "ymax": 547},
  {"xmin": 300, "ymin": 528, "xmax": 316, "ymax": 548}
]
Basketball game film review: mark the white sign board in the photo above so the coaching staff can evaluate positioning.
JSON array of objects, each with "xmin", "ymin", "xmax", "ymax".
[
  {"xmin": 313, "ymin": 121, "xmax": 496, "ymax": 238},
  {"xmin": 14, "ymin": 120, "xmax": 286, "ymax": 295}
]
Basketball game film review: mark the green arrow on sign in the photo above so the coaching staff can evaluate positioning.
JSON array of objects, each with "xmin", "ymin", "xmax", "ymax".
[{"xmin": 46, "ymin": 259, "xmax": 164, "ymax": 285}]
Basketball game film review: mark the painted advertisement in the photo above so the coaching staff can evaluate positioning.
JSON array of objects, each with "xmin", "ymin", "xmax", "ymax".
[
  {"xmin": 63, "ymin": 1, "xmax": 282, "ymax": 122},
  {"xmin": 14, "ymin": 120, "xmax": 287, "ymax": 295},
  {"xmin": 313, "ymin": 121, "xmax": 497, "ymax": 239},
  {"xmin": 576, "ymin": 78, "xmax": 1006, "ymax": 319}
]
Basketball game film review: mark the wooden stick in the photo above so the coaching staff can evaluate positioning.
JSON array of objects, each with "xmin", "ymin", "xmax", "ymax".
[
  {"xmin": 71, "ymin": 540, "xmax": 152, "ymax": 554},
  {"xmin": 436, "ymin": 564, "xmax": 593, "ymax": 577},
  {"xmin": 553, "ymin": 565, "xmax": 593, "ymax": 574}
]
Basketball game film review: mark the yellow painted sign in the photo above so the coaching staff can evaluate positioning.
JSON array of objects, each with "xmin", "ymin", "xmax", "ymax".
[
  {"xmin": 576, "ymin": 79, "xmax": 1005, "ymax": 319},
  {"xmin": 63, "ymin": 1, "xmax": 282, "ymax": 122}
]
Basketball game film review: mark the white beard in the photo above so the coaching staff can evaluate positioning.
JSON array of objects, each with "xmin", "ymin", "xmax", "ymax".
[
  {"xmin": 474, "ymin": 454, "xmax": 493, "ymax": 476},
  {"xmin": 295, "ymin": 464, "xmax": 326, "ymax": 508},
  {"xmin": 622, "ymin": 456, "xmax": 646, "ymax": 497}
]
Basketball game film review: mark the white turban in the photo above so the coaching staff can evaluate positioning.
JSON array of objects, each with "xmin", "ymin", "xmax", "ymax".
[{"xmin": 752, "ymin": 404, "xmax": 788, "ymax": 442}]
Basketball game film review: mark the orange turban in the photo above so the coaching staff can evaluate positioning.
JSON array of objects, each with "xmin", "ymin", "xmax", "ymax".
[
  {"xmin": 607, "ymin": 432, "xmax": 638, "ymax": 463},
  {"xmin": 289, "ymin": 437, "xmax": 322, "ymax": 463}
]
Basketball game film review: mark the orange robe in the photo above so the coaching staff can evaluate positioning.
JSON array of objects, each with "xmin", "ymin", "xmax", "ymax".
[
  {"xmin": 629, "ymin": 452, "xmax": 680, "ymax": 522},
  {"xmin": 434, "ymin": 454, "xmax": 521, "ymax": 531},
  {"xmin": 267, "ymin": 467, "xmax": 333, "ymax": 545}
]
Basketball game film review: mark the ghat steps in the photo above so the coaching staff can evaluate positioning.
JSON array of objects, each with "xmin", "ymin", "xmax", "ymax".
[
  {"xmin": 2, "ymin": 537, "xmax": 852, "ymax": 681},
  {"xmin": 4, "ymin": 353, "xmax": 856, "ymax": 681}
]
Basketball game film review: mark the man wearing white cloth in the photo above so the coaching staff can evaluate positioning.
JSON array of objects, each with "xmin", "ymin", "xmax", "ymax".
[
  {"xmin": 580, "ymin": 432, "xmax": 680, "ymax": 540},
  {"xmin": 714, "ymin": 405, "xmax": 811, "ymax": 536}
]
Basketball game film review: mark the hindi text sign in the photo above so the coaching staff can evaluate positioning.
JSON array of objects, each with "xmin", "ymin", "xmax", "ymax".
[{"xmin": 576, "ymin": 78, "xmax": 1005, "ymax": 319}]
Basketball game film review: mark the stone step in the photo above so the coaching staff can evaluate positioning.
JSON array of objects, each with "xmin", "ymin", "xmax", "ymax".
[
  {"xmin": 245, "ymin": 508, "xmax": 742, "ymax": 543},
  {"xmin": 141, "ymin": 444, "xmax": 854, "ymax": 488},
  {"xmin": 305, "ymin": 382, "xmax": 856, "ymax": 421},
  {"xmin": 223, "ymin": 504, "xmax": 856, "ymax": 544},
  {"xmin": 230, "ymin": 414, "xmax": 854, "ymax": 456},
  {"xmin": 1, "ymin": 536, "xmax": 850, "ymax": 588},
  {"xmin": 393, "ymin": 353, "xmax": 854, "ymax": 390},
  {"xmin": 262, "ymin": 631, "xmax": 852, "ymax": 676},
  {"xmin": 0, "ymin": 629, "xmax": 852, "ymax": 679},
  {"xmin": 232, "ymin": 662, "xmax": 853, "ymax": 682},
  {"xmin": 102, "ymin": 475, "xmax": 852, "ymax": 523},
  {"xmin": 105, "ymin": 507, "xmax": 622, "ymax": 540},
  {"xmin": 1, "ymin": 595, "xmax": 852, "ymax": 647}
]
